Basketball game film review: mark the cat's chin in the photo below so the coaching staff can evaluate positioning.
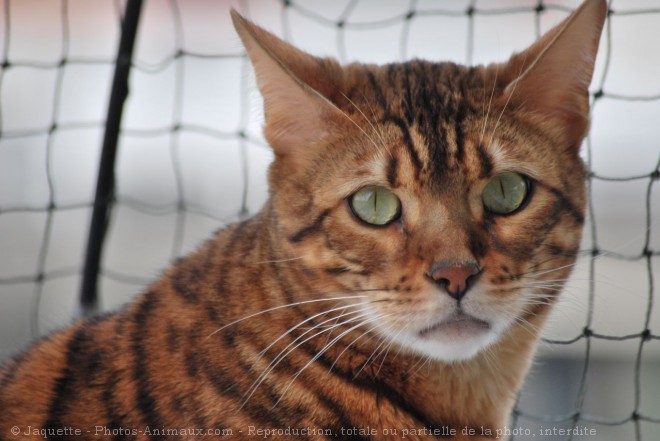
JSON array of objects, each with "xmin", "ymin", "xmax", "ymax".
[
  {"xmin": 414, "ymin": 313, "xmax": 496, "ymax": 361},
  {"xmin": 379, "ymin": 313, "xmax": 505, "ymax": 362},
  {"xmin": 419, "ymin": 313, "xmax": 490, "ymax": 342},
  {"xmin": 414, "ymin": 322, "xmax": 498, "ymax": 362}
]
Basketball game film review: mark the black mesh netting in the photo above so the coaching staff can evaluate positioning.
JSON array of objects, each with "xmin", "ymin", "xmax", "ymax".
[{"xmin": 0, "ymin": 1, "xmax": 658, "ymax": 440}]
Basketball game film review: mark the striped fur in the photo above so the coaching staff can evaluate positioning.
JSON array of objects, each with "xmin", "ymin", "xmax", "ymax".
[{"xmin": 0, "ymin": 1, "xmax": 606, "ymax": 439}]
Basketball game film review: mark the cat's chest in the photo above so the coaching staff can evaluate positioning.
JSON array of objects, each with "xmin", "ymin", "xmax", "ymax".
[{"xmin": 278, "ymin": 362, "xmax": 506, "ymax": 440}]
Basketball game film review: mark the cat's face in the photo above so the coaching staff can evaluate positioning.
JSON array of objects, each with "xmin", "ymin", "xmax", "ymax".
[
  {"xmin": 268, "ymin": 65, "xmax": 587, "ymax": 361},
  {"xmin": 233, "ymin": 0, "xmax": 605, "ymax": 362}
]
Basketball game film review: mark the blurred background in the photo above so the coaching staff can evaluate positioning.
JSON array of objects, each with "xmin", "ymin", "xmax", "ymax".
[{"xmin": 0, "ymin": 0, "xmax": 658, "ymax": 439}]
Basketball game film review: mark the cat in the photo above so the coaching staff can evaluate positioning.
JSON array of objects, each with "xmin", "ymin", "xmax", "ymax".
[{"xmin": 0, "ymin": 0, "xmax": 606, "ymax": 439}]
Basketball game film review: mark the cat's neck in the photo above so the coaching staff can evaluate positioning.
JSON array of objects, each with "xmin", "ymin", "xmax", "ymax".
[{"xmin": 402, "ymin": 324, "xmax": 543, "ymax": 431}]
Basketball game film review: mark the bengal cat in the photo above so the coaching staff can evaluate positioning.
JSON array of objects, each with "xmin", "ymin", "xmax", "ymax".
[{"xmin": 0, "ymin": 1, "xmax": 606, "ymax": 439}]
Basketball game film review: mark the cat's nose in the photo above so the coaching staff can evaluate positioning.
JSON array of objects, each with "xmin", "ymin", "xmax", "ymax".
[{"xmin": 427, "ymin": 261, "xmax": 481, "ymax": 301}]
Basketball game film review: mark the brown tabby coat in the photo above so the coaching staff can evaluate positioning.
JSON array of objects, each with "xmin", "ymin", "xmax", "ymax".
[{"xmin": 0, "ymin": 1, "xmax": 606, "ymax": 439}]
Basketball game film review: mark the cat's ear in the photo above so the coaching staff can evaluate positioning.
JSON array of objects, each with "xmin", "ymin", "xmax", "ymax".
[
  {"xmin": 230, "ymin": 10, "xmax": 347, "ymax": 157},
  {"xmin": 501, "ymin": 0, "xmax": 607, "ymax": 147}
]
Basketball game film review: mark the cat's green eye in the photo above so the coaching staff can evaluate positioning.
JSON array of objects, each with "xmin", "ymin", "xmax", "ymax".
[
  {"xmin": 350, "ymin": 186, "xmax": 401, "ymax": 226},
  {"xmin": 482, "ymin": 172, "xmax": 529, "ymax": 215}
]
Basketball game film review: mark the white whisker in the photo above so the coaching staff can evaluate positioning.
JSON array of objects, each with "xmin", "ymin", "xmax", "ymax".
[
  {"xmin": 341, "ymin": 91, "xmax": 389, "ymax": 151},
  {"xmin": 272, "ymin": 313, "xmax": 393, "ymax": 408},
  {"xmin": 206, "ymin": 290, "xmax": 387, "ymax": 339},
  {"xmin": 331, "ymin": 92, "xmax": 383, "ymax": 153},
  {"xmin": 479, "ymin": 69, "xmax": 499, "ymax": 148},
  {"xmin": 356, "ymin": 326, "xmax": 398, "ymax": 378},
  {"xmin": 254, "ymin": 256, "xmax": 304, "ymax": 264},
  {"xmin": 242, "ymin": 311, "xmax": 376, "ymax": 409},
  {"xmin": 330, "ymin": 321, "xmax": 387, "ymax": 374},
  {"xmin": 256, "ymin": 302, "xmax": 375, "ymax": 360}
]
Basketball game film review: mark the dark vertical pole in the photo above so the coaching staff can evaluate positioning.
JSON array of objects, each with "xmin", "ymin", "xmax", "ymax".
[{"xmin": 80, "ymin": 0, "xmax": 143, "ymax": 316}]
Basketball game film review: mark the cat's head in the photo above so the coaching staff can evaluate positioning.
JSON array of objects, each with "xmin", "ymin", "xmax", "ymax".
[{"xmin": 232, "ymin": 0, "xmax": 606, "ymax": 362}]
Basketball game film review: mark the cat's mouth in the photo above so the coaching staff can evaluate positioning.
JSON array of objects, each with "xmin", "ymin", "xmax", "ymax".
[{"xmin": 419, "ymin": 312, "xmax": 491, "ymax": 341}]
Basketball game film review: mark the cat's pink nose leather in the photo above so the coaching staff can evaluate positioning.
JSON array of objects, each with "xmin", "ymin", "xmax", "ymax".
[{"xmin": 428, "ymin": 261, "xmax": 481, "ymax": 301}]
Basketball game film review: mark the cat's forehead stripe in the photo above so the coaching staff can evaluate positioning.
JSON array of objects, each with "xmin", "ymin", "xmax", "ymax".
[
  {"xmin": 386, "ymin": 115, "xmax": 423, "ymax": 178},
  {"xmin": 357, "ymin": 62, "xmax": 470, "ymax": 183},
  {"xmin": 389, "ymin": 61, "xmax": 473, "ymax": 182},
  {"xmin": 387, "ymin": 154, "xmax": 398, "ymax": 187},
  {"xmin": 476, "ymin": 143, "xmax": 493, "ymax": 179}
]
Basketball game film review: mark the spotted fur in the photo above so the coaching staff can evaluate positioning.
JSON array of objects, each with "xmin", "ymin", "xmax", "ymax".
[{"xmin": 0, "ymin": 1, "xmax": 606, "ymax": 439}]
